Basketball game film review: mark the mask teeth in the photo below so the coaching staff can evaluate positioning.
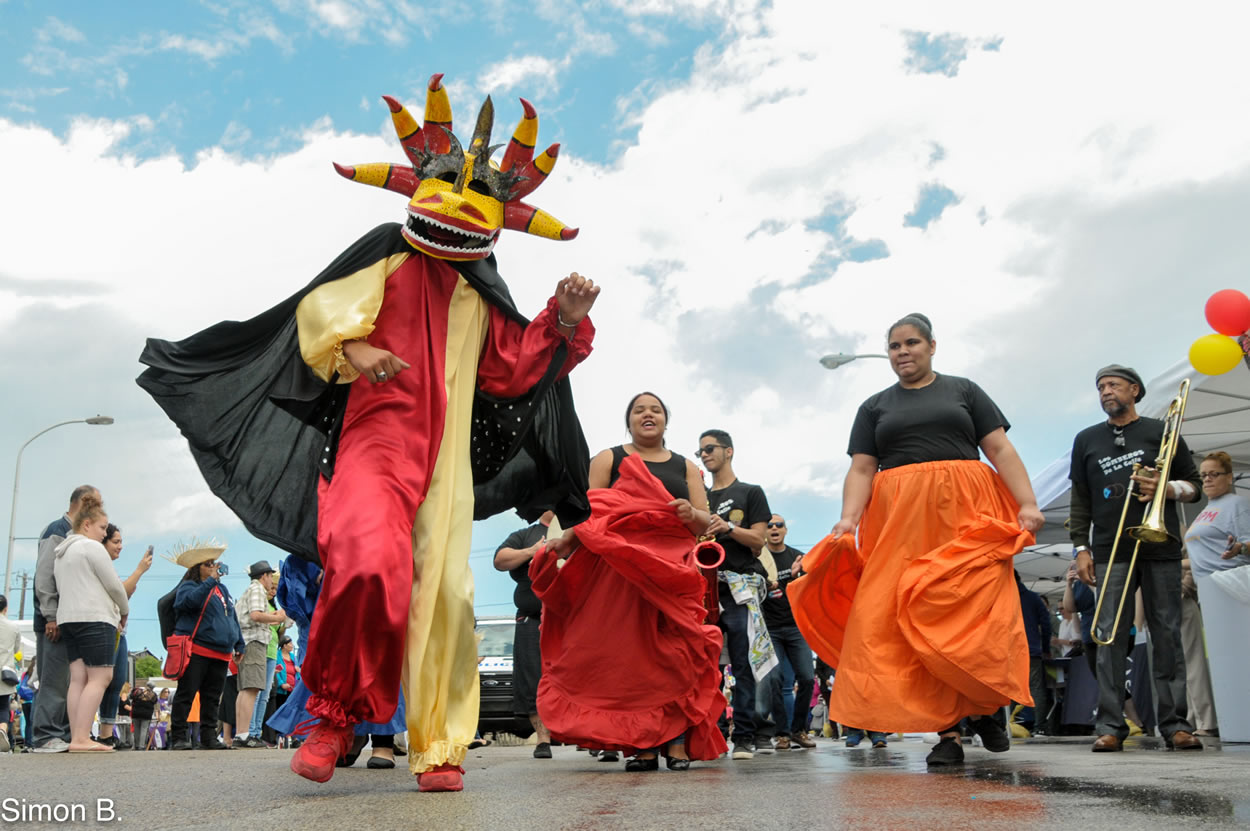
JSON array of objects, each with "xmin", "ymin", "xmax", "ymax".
[{"xmin": 407, "ymin": 209, "xmax": 492, "ymax": 241}]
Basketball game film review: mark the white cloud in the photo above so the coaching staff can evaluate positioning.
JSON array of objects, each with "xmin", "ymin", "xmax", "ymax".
[
  {"xmin": 42, "ymin": 16, "xmax": 86, "ymax": 43},
  {"xmin": 479, "ymin": 56, "xmax": 563, "ymax": 95}
]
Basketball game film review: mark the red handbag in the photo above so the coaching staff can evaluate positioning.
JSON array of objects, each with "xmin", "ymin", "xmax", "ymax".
[{"xmin": 163, "ymin": 587, "xmax": 217, "ymax": 679}]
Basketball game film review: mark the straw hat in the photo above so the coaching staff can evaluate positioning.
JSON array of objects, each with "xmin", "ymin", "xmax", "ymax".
[{"xmin": 161, "ymin": 537, "xmax": 228, "ymax": 569}]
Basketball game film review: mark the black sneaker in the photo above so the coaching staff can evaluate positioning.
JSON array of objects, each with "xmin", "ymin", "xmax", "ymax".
[
  {"xmin": 754, "ymin": 736, "xmax": 775, "ymax": 754},
  {"xmin": 533, "ymin": 742, "xmax": 552, "ymax": 759},
  {"xmin": 199, "ymin": 738, "xmax": 231, "ymax": 750},
  {"xmin": 231, "ymin": 736, "xmax": 248, "ymax": 749},
  {"xmin": 925, "ymin": 737, "xmax": 965, "ymax": 766},
  {"xmin": 970, "ymin": 717, "xmax": 1011, "ymax": 753},
  {"xmin": 731, "ymin": 742, "xmax": 754, "ymax": 760},
  {"xmin": 170, "ymin": 739, "xmax": 193, "ymax": 751},
  {"xmin": 244, "ymin": 736, "xmax": 267, "ymax": 748}
]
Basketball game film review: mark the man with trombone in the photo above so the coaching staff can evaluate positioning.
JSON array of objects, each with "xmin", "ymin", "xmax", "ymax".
[{"xmin": 1068, "ymin": 365, "xmax": 1203, "ymax": 753}]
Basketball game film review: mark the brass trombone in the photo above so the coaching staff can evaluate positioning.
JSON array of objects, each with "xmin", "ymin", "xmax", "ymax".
[{"xmin": 1090, "ymin": 378, "xmax": 1191, "ymax": 646}]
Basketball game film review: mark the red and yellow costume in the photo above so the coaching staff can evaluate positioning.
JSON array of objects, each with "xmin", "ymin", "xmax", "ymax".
[{"xmin": 139, "ymin": 75, "xmax": 594, "ymax": 779}]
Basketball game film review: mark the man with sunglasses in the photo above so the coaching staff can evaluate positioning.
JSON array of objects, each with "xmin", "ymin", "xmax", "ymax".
[
  {"xmin": 698, "ymin": 429, "xmax": 772, "ymax": 760},
  {"xmin": 1068, "ymin": 364, "xmax": 1202, "ymax": 753},
  {"xmin": 759, "ymin": 514, "xmax": 817, "ymax": 751}
]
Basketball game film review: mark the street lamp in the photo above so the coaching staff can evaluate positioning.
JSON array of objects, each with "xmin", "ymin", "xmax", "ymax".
[
  {"xmin": 819, "ymin": 353, "xmax": 888, "ymax": 370},
  {"xmin": 5, "ymin": 416, "xmax": 115, "ymax": 598}
]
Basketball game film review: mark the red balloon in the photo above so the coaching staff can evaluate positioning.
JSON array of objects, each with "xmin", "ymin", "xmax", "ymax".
[{"xmin": 1205, "ymin": 289, "xmax": 1250, "ymax": 336}]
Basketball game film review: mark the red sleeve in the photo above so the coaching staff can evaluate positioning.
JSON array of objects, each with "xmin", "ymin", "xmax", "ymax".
[{"xmin": 478, "ymin": 296, "xmax": 594, "ymax": 397}]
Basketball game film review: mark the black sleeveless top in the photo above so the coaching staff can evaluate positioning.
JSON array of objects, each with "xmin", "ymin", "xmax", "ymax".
[{"xmin": 608, "ymin": 445, "xmax": 690, "ymax": 500}]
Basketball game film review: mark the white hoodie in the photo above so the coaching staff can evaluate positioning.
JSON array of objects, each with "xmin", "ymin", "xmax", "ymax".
[{"xmin": 52, "ymin": 534, "xmax": 129, "ymax": 628}]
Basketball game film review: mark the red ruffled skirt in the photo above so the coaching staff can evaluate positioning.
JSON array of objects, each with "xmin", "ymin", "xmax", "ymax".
[
  {"xmin": 790, "ymin": 460, "xmax": 1034, "ymax": 732},
  {"xmin": 530, "ymin": 454, "xmax": 728, "ymax": 759}
]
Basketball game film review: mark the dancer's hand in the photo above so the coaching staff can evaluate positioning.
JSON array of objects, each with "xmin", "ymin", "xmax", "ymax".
[
  {"xmin": 343, "ymin": 339, "xmax": 411, "ymax": 384},
  {"xmin": 831, "ymin": 519, "xmax": 856, "ymax": 539},
  {"xmin": 669, "ymin": 498, "xmax": 696, "ymax": 523},
  {"xmin": 555, "ymin": 272, "xmax": 600, "ymax": 329},
  {"xmin": 547, "ymin": 528, "xmax": 579, "ymax": 559},
  {"xmin": 1017, "ymin": 504, "xmax": 1045, "ymax": 533}
]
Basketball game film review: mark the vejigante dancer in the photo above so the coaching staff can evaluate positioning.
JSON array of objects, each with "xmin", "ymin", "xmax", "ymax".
[{"xmin": 138, "ymin": 74, "xmax": 599, "ymax": 791}]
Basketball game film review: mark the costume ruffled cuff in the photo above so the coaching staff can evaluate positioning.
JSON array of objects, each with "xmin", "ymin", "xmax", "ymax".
[{"xmin": 543, "ymin": 296, "xmax": 594, "ymax": 362}]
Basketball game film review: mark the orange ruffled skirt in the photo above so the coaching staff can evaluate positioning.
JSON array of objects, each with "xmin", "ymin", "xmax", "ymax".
[{"xmin": 790, "ymin": 460, "xmax": 1035, "ymax": 732}]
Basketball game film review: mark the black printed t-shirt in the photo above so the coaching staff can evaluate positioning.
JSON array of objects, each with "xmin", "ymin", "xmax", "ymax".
[
  {"xmin": 707, "ymin": 479, "xmax": 771, "ymax": 577},
  {"xmin": 497, "ymin": 523, "xmax": 547, "ymax": 616},
  {"xmin": 762, "ymin": 545, "xmax": 805, "ymax": 630},
  {"xmin": 847, "ymin": 374, "xmax": 1009, "ymax": 470},
  {"xmin": 1069, "ymin": 417, "xmax": 1199, "ymax": 561}
]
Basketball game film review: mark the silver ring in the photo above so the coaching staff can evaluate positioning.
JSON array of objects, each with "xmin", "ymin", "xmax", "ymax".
[{"xmin": 376, "ymin": 371, "xmax": 388, "ymax": 381}]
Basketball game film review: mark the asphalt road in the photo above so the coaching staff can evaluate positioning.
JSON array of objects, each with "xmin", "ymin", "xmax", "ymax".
[{"xmin": 3, "ymin": 735, "xmax": 1249, "ymax": 830}]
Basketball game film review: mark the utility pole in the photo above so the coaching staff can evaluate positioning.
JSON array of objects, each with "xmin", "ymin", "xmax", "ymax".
[{"xmin": 17, "ymin": 570, "xmax": 30, "ymax": 620}]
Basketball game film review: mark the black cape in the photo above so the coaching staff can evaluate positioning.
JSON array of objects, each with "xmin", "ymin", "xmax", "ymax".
[{"xmin": 137, "ymin": 223, "xmax": 591, "ymax": 564}]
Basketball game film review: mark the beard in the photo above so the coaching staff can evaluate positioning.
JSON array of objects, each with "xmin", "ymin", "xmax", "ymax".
[{"xmin": 1101, "ymin": 397, "xmax": 1129, "ymax": 418}]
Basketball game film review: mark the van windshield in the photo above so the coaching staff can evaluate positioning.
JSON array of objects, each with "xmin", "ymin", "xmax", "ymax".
[{"xmin": 476, "ymin": 625, "xmax": 514, "ymax": 658}]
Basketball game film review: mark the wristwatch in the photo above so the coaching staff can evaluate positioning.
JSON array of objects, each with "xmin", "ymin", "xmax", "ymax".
[
  {"xmin": 1073, "ymin": 546, "xmax": 1090, "ymax": 559},
  {"xmin": 726, "ymin": 520, "xmax": 736, "ymax": 532}
]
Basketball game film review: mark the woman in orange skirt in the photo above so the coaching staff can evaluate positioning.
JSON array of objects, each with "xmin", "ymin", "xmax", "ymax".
[{"xmin": 791, "ymin": 313, "xmax": 1045, "ymax": 765}]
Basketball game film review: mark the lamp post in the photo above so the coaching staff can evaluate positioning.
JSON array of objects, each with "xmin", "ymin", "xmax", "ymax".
[
  {"xmin": 819, "ymin": 353, "xmax": 888, "ymax": 370},
  {"xmin": 4, "ymin": 416, "xmax": 114, "ymax": 598}
]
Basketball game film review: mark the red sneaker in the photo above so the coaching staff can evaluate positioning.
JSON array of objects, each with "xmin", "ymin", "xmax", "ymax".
[
  {"xmin": 417, "ymin": 764, "xmax": 465, "ymax": 792},
  {"xmin": 290, "ymin": 722, "xmax": 355, "ymax": 783}
]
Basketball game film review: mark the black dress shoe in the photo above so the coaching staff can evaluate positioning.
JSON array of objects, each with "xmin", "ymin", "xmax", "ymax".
[
  {"xmin": 665, "ymin": 757, "xmax": 691, "ymax": 771},
  {"xmin": 199, "ymin": 738, "xmax": 231, "ymax": 750},
  {"xmin": 625, "ymin": 756, "xmax": 659, "ymax": 772},
  {"xmin": 366, "ymin": 755, "xmax": 396, "ymax": 769},
  {"xmin": 170, "ymin": 739, "xmax": 193, "ymax": 751}
]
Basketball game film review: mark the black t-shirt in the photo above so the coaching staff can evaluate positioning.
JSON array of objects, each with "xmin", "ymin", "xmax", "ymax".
[
  {"xmin": 847, "ymin": 374, "xmax": 1009, "ymax": 470},
  {"xmin": 707, "ymin": 480, "xmax": 771, "ymax": 576},
  {"xmin": 762, "ymin": 545, "xmax": 804, "ymax": 629},
  {"xmin": 497, "ymin": 523, "xmax": 547, "ymax": 616},
  {"xmin": 1069, "ymin": 417, "xmax": 1199, "ymax": 561},
  {"xmin": 608, "ymin": 445, "xmax": 690, "ymax": 500}
]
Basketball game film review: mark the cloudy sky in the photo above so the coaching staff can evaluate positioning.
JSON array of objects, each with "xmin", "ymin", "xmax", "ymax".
[{"xmin": 3, "ymin": 1, "xmax": 1249, "ymax": 655}]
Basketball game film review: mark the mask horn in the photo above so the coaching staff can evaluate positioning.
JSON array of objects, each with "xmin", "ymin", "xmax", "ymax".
[
  {"xmin": 332, "ymin": 162, "xmax": 420, "ymax": 197},
  {"xmin": 500, "ymin": 98, "xmax": 537, "ymax": 173},
  {"xmin": 422, "ymin": 73, "xmax": 453, "ymax": 154},
  {"xmin": 504, "ymin": 201, "xmax": 578, "ymax": 241},
  {"xmin": 510, "ymin": 143, "xmax": 560, "ymax": 201},
  {"xmin": 469, "ymin": 96, "xmax": 494, "ymax": 157},
  {"xmin": 381, "ymin": 96, "xmax": 423, "ymax": 165}
]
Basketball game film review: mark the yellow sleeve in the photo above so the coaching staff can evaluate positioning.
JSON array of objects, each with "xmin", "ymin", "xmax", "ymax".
[{"xmin": 295, "ymin": 252, "xmax": 409, "ymax": 383}]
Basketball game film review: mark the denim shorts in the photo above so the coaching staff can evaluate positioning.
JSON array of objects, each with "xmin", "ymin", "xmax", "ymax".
[{"xmin": 59, "ymin": 621, "xmax": 118, "ymax": 667}]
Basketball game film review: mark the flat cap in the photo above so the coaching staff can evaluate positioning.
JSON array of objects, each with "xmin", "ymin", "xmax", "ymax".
[{"xmin": 1096, "ymin": 364, "xmax": 1146, "ymax": 402}]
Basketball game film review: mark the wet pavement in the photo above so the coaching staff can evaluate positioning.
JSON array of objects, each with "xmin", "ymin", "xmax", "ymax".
[{"xmin": 3, "ymin": 735, "xmax": 1248, "ymax": 829}]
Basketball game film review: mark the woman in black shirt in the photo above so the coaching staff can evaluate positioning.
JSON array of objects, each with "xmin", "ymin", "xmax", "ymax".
[
  {"xmin": 792, "ymin": 313, "xmax": 1044, "ymax": 766},
  {"xmin": 533, "ymin": 392, "xmax": 725, "ymax": 771}
]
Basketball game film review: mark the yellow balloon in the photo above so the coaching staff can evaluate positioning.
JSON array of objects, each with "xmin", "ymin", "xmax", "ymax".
[{"xmin": 1189, "ymin": 333, "xmax": 1244, "ymax": 375}]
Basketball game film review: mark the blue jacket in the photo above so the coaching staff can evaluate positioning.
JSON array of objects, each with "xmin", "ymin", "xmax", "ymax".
[
  {"xmin": 174, "ymin": 577, "xmax": 245, "ymax": 655},
  {"xmin": 1017, "ymin": 581, "xmax": 1052, "ymax": 658}
]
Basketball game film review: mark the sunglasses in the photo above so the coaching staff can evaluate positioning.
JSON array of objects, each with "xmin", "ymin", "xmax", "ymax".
[
  {"xmin": 698, "ymin": 444, "xmax": 727, "ymax": 456},
  {"xmin": 767, "ymin": 522, "xmax": 785, "ymax": 529},
  {"xmin": 201, "ymin": 561, "xmax": 218, "ymax": 568}
]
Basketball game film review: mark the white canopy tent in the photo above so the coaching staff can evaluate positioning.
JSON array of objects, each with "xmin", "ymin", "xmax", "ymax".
[{"xmin": 1019, "ymin": 357, "xmax": 1250, "ymax": 596}]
